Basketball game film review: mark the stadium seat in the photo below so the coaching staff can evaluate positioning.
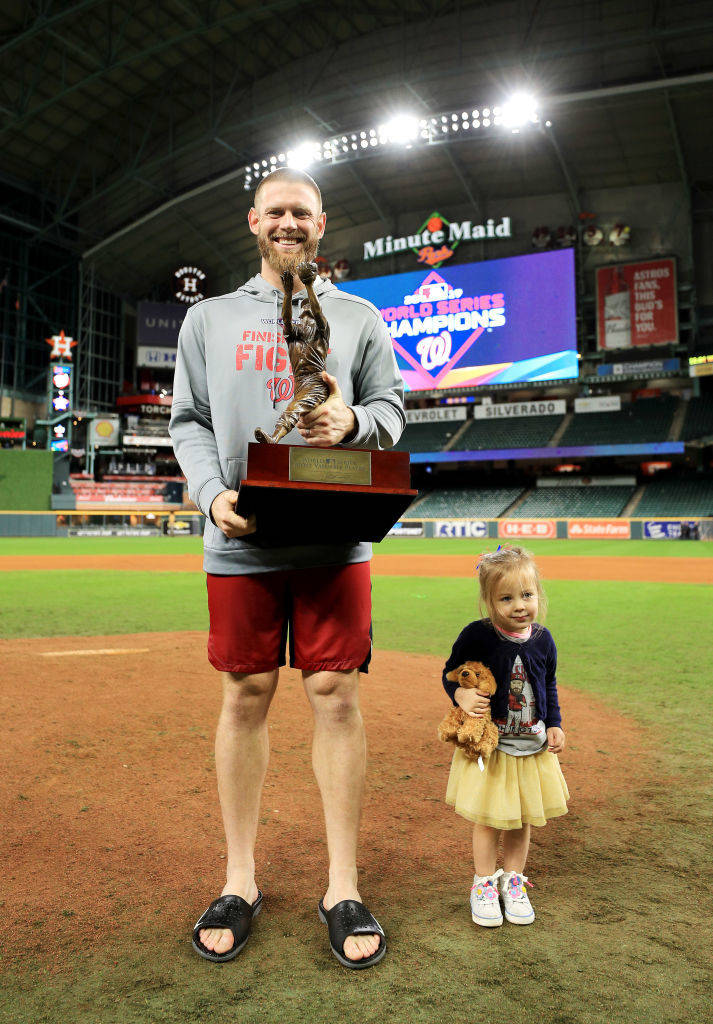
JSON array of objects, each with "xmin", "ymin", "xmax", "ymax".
[
  {"xmin": 407, "ymin": 487, "xmax": 524, "ymax": 517},
  {"xmin": 634, "ymin": 478, "xmax": 713, "ymax": 516},
  {"xmin": 559, "ymin": 397, "xmax": 676, "ymax": 446},
  {"xmin": 680, "ymin": 397, "xmax": 713, "ymax": 442},
  {"xmin": 453, "ymin": 416, "xmax": 563, "ymax": 450},
  {"xmin": 512, "ymin": 485, "xmax": 635, "ymax": 518},
  {"xmin": 394, "ymin": 421, "xmax": 463, "ymax": 452}
]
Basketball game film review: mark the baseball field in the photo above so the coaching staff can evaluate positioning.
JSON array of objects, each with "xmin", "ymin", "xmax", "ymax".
[{"xmin": 1, "ymin": 536, "xmax": 711, "ymax": 1024}]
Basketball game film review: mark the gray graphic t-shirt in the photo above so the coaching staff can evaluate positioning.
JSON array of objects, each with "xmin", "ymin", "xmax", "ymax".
[{"xmin": 493, "ymin": 633, "xmax": 547, "ymax": 756}]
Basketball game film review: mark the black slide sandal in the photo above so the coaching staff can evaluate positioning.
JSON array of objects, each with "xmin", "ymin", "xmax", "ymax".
[
  {"xmin": 192, "ymin": 891, "xmax": 263, "ymax": 963},
  {"xmin": 317, "ymin": 898, "xmax": 386, "ymax": 970}
]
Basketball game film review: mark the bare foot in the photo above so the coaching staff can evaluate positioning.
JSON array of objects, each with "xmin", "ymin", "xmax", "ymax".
[
  {"xmin": 322, "ymin": 886, "xmax": 382, "ymax": 962},
  {"xmin": 199, "ymin": 876, "xmax": 259, "ymax": 956}
]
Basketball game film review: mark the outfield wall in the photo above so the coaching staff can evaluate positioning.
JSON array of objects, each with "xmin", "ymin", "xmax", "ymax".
[
  {"xmin": 392, "ymin": 517, "xmax": 713, "ymax": 540},
  {"xmin": 0, "ymin": 511, "xmax": 711, "ymax": 539},
  {"xmin": 0, "ymin": 510, "xmax": 204, "ymax": 536}
]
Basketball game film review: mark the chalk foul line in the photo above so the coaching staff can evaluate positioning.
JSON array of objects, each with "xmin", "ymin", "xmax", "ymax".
[{"xmin": 40, "ymin": 648, "xmax": 150, "ymax": 657}]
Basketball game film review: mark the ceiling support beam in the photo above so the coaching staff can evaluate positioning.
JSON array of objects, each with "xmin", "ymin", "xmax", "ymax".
[
  {"xmin": 0, "ymin": 0, "xmax": 103, "ymax": 60},
  {"xmin": 406, "ymin": 82, "xmax": 484, "ymax": 221},
  {"xmin": 81, "ymin": 166, "xmax": 249, "ymax": 258},
  {"xmin": 662, "ymin": 91, "xmax": 696, "ymax": 305},
  {"xmin": 541, "ymin": 123, "xmax": 581, "ymax": 221},
  {"xmin": 304, "ymin": 105, "xmax": 391, "ymax": 229},
  {"xmin": 544, "ymin": 68, "xmax": 713, "ymax": 110}
]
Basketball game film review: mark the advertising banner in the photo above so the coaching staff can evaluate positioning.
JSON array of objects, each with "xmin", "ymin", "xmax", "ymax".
[
  {"xmin": 137, "ymin": 346, "xmax": 178, "ymax": 368},
  {"xmin": 116, "ymin": 394, "xmax": 172, "ymax": 416},
  {"xmin": 69, "ymin": 527, "xmax": 161, "ymax": 536},
  {"xmin": 0, "ymin": 417, "xmax": 26, "ymax": 442},
  {"xmin": 362, "ymin": 211, "xmax": 512, "ymax": 267},
  {"xmin": 388, "ymin": 521, "xmax": 424, "ymax": 537},
  {"xmin": 89, "ymin": 417, "xmax": 120, "ymax": 447},
  {"xmin": 538, "ymin": 475, "xmax": 635, "ymax": 488},
  {"xmin": 597, "ymin": 357, "xmax": 679, "ymax": 377},
  {"xmin": 475, "ymin": 399, "xmax": 566, "ymax": 419},
  {"xmin": 434, "ymin": 520, "xmax": 487, "ymax": 538},
  {"xmin": 596, "ymin": 258, "xmax": 677, "ymax": 350},
  {"xmin": 338, "ymin": 249, "xmax": 578, "ymax": 391},
  {"xmin": 643, "ymin": 520, "xmax": 699, "ymax": 539},
  {"xmin": 498, "ymin": 519, "xmax": 556, "ymax": 539},
  {"xmin": 405, "ymin": 407, "xmax": 467, "ymax": 424},
  {"xmin": 136, "ymin": 301, "xmax": 187, "ymax": 346},
  {"xmin": 688, "ymin": 354, "xmax": 713, "ymax": 378},
  {"xmin": 573, "ymin": 396, "xmax": 622, "ymax": 413},
  {"xmin": 567, "ymin": 519, "xmax": 631, "ymax": 539},
  {"xmin": 122, "ymin": 435, "xmax": 173, "ymax": 448}
]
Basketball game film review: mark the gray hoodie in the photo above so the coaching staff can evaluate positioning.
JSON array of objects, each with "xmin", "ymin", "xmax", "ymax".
[{"xmin": 168, "ymin": 273, "xmax": 406, "ymax": 574}]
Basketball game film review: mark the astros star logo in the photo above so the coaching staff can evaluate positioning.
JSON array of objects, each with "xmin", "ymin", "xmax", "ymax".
[{"xmin": 46, "ymin": 329, "xmax": 77, "ymax": 360}]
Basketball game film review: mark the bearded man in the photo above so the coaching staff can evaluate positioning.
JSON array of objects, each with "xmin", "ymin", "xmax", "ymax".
[{"xmin": 169, "ymin": 168, "xmax": 405, "ymax": 970}]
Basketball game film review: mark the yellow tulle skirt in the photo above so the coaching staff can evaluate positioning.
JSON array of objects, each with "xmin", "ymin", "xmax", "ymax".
[{"xmin": 445, "ymin": 746, "xmax": 570, "ymax": 829}]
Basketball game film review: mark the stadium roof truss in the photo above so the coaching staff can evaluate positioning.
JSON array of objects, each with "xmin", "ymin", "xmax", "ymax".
[{"xmin": 1, "ymin": 0, "xmax": 713, "ymax": 296}]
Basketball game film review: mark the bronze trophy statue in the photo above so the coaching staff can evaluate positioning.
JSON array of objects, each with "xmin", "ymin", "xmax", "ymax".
[
  {"xmin": 239, "ymin": 258, "xmax": 416, "ymax": 544},
  {"xmin": 255, "ymin": 261, "xmax": 330, "ymax": 444}
]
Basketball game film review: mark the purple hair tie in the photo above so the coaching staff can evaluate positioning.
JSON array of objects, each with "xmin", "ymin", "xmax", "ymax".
[{"xmin": 475, "ymin": 544, "xmax": 502, "ymax": 573}]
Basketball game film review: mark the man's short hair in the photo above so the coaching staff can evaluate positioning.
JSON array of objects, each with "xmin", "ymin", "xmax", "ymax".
[{"xmin": 253, "ymin": 168, "xmax": 322, "ymax": 212}]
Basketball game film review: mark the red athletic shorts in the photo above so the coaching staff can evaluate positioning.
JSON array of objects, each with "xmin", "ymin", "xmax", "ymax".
[{"xmin": 206, "ymin": 561, "xmax": 372, "ymax": 674}]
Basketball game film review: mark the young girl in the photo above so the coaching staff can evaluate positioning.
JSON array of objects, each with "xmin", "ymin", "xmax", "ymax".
[{"xmin": 442, "ymin": 546, "xmax": 568, "ymax": 927}]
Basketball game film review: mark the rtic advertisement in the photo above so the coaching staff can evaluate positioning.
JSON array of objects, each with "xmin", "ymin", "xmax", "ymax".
[
  {"xmin": 338, "ymin": 249, "xmax": 577, "ymax": 391},
  {"xmin": 434, "ymin": 520, "xmax": 488, "ymax": 538},
  {"xmin": 567, "ymin": 519, "xmax": 631, "ymax": 539},
  {"xmin": 498, "ymin": 519, "xmax": 557, "ymax": 539}
]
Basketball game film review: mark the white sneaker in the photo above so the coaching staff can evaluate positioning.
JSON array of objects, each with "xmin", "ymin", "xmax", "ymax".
[
  {"xmin": 500, "ymin": 871, "xmax": 535, "ymax": 924},
  {"xmin": 470, "ymin": 869, "xmax": 503, "ymax": 927}
]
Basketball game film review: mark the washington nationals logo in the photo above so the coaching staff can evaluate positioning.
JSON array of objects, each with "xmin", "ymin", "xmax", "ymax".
[{"xmin": 416, "ymin": 331, "xmax": 452, "ymax": 370}]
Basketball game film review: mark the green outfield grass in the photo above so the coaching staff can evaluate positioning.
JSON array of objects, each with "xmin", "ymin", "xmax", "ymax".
[
  {"xmin": 2, "ymin": 540, "xmax": 712, "ymax": 1023},
  {"xmin": 1, "ymin": 534, "xmax": 712, "ymax": 556},
  {"xmin": 0, "ymin": 535, "xmax": 204, "ymax": 555},
  {"xmin": 3, "ymin": 569, "xmax": 712, "ymax": 745},
  {"xmin": 380, "ymin": 536, "xmax": 713, "ymax": 557}
]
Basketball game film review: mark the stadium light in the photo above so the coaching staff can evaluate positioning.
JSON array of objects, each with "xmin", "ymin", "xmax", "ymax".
[
  {"xmin": 500, "ymin": 92, "xmax": 539, "ymax": 129},
  {"xmin": 242, "ymin": 98, "xmax": 546, "ymax": 188},
  {"xmin": 286, "ymin": 142, "xmax": 318, "ymax": 171},
  {"xmin": 379, "ymin": 115, "xmax": 419, "ymax": 145}
]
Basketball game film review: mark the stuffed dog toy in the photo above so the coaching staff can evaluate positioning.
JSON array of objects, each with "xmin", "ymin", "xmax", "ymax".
[{"xmin": 438, "ymin": 661, "xmax": 499, "ymax": 761}]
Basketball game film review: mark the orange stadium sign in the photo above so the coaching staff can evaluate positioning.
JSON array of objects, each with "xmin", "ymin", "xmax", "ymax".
[
  {"xmin": 567, "ymin": 519, "xmax": 631, "ymax": 539},
  {"xmin": 498, "ymin": 519, "xmax": 556, "ymax": 539}
]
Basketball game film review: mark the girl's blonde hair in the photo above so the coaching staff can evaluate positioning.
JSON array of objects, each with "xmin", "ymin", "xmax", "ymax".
[{"xmin": 477, "ymin": 545, "xmax": 547, "ymax": 625}]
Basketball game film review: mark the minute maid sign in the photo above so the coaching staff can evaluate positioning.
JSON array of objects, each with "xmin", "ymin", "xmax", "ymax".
[{"xmin": 363, "ymin": 210, "xmax": 512, "ymax": 268}]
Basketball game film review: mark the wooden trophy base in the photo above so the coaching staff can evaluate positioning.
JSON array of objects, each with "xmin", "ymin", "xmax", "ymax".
[{"xmin": 235, "ymin": 442, "xmax": 417, "ymax": 546}]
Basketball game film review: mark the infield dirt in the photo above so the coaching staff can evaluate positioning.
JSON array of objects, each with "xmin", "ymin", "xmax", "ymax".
[
  {"xmin": 3, "ymin": 633, "xmax": 648, "ymax": 968},
  {"xmin": 1, "ymin": 552, "xmax": 711, "ymax": 583}
]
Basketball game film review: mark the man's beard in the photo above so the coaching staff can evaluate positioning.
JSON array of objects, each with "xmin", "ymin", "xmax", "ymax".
[{"xmin": 257, "ymin": 228, "xmax": 319, "ymax": 275}]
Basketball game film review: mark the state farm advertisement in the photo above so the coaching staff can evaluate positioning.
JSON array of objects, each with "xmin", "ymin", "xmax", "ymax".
[
  {"xmin": 498, "ymin": 519, "xmax": 557, "ymax": 539},
  {"xmin": 596, "ymin": 258, "xmax": 677, "ymax": 350},
  {"xmin": 567, "ymin": 519, "xmax": 631, "ymax": 539}
]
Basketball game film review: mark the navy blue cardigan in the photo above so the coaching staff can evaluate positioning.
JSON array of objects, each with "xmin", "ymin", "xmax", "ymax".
[{"xmin": 442, "ymin": 619, "xmax": 562, "ymax": 729}]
